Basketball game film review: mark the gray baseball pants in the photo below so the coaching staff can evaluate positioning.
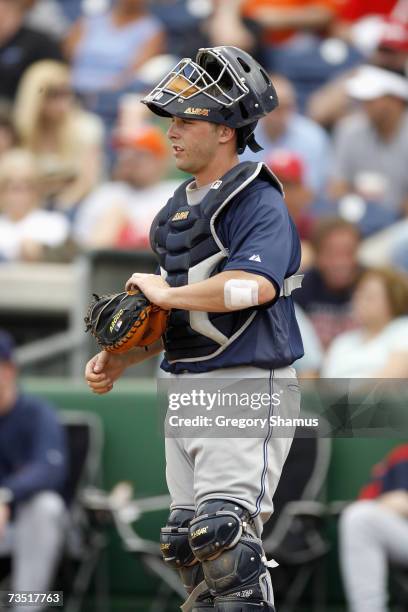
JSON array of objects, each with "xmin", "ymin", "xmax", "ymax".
[
  {"xmin": 340, "ymin": 500, "xmax": 408, "ymax": 612},
  {"xmin": 162, "ymin": 365, "xmax": 301, "ymax": 537},
  {"xmin": 0, "ymin": 492, "xmax": 67, "ymax": 612}
]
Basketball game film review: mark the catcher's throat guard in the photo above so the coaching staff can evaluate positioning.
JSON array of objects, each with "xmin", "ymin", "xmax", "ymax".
[{"xmin": 85, "ymin": 291, "xmax": 168, "ymax": 353}]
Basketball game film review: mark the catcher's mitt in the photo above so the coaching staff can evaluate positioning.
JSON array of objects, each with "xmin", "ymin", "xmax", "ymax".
[{"xmin": 85, "ymin": 291, "xmax": 168, "ymax": 353}]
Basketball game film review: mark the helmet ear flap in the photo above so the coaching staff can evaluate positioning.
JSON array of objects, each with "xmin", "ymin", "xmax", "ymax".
[{"xmin": 236, "ymin": 122, "xmax": 261, "ymax": 154}]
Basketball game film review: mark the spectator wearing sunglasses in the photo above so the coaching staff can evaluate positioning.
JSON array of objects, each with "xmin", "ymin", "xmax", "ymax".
[{"xmin": 14, "ymin": 60, "xmax": 104, "ymax": 216}]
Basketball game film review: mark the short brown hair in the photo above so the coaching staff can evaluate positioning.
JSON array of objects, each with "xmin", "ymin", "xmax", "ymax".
[
  {"xmin": 311, "ymin": 217, "xmax": 361, "ymax": 253},
  {"xmin": 357, "ymin": 266, "xmax": 408, "ymax": 318}
]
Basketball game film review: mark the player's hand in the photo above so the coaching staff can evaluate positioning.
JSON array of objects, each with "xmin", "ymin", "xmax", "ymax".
[
  {"xmin": 85, "ymin": 351, "xmax": 129, "ymax": 394},
  {"xmin": 0, "ymin": 503, "xmax": 10, "ymax": 539},
  {"xmin": 125, "ymin": 273, "xmax": 170, "ymax": 309}
]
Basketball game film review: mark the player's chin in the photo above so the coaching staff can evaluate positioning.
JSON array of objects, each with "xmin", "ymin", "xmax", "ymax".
[{"xmin": 174, "ymin": 156, "xmax": 192, "ymax": 172}]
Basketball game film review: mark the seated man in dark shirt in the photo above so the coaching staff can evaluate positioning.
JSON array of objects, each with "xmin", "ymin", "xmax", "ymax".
[
  {"xmin": 0, "ymin": 0, "xmax": 62, "ymax": 101},
  {"xmin": 294, "ymin": 217, "xmax": 361, "ymax": 351},
  {"xmin": 0, "ymin": 331, "xmax": 68, "ymax": 610}
]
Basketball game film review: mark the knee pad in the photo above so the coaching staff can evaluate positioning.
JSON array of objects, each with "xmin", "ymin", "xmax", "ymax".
[
  {"xmin": 161, "ymin": 508, "xmax": 196, "ymax": 569},
  {"xmin": 162, "ymin": 509, "xmax": 214, "ymax": 607},
  {"xmin": 201, "ymin": 536, "xmax": 273, "ymax": 606},
  {"xmin": 188, "ymin": 500, "xmax": 273, "ymax": 608},
  {"xmin": 189, "ymin": 499, "xmax": 254, "ymax": 562}
]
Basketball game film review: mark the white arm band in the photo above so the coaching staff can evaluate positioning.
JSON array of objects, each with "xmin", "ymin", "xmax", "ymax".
[{"xmin": 224, "ymin": 279, "xmax": 259, "ymax": 310}]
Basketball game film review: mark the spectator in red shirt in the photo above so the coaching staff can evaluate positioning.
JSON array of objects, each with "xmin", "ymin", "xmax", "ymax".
[
  {"xmin": 241, "ymin": 0, "xmax": 338, "ymax": 45},
  {"xmin": 337, "ymin": 0, "xmax": 400, "ymax": 23}
]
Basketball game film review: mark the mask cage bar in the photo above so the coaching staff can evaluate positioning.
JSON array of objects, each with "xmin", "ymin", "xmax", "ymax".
[{"xmin": 144, "ymin": 49, "xmax": 250, "ymax": 108}]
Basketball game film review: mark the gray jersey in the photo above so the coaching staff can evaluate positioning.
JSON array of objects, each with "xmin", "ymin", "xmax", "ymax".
[{"xmin": 332, "ymin": 111, "xmax": 408, "ymax": 213}]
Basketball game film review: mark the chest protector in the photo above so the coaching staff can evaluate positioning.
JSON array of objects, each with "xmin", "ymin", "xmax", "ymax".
[{"xmin": 150, "ymin": 161, "xmax": 284, "ymax": 364}]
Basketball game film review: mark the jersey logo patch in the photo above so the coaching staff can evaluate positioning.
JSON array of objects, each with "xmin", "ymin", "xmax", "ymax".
[
  {"xmin": 211, "ymin": 180, "xmax": 222, "ymax": 189},
  {"xmin": 172, "ymin": 210, "xmax": 190, "ymax": 221},
  {"xmin": 249, "ymin": 254, "xmax": 262, "ymax": 262},
  {"xmin": 184, "ymin": 107, "xmax": 210, "ymax": 116}
]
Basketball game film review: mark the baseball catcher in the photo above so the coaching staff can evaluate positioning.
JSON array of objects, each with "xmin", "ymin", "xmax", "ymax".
[{"xmin": 85, "ymin": 45, "xmax": 304, "ymax": 611}]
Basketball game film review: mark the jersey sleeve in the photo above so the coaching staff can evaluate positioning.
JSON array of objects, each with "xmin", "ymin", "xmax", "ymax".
[{"xmin": 221, "ymin": 186, "xmax": 300, "ymax": 292}]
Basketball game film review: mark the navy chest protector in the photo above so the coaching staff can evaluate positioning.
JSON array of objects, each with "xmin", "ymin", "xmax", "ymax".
[{"xmin": 150, "ymin": 161, "xmax": 293, "ymax": 364}]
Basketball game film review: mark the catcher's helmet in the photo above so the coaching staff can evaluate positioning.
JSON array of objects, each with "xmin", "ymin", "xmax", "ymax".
[{"xmin": 141, "ymin": 46, "xmax": 278, "ymax": 153}]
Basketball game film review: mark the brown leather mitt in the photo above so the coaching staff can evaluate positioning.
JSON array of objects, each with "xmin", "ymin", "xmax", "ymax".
[{"xmin": 85, "ymin": 290, "xmax": 168, "ymax": 353}]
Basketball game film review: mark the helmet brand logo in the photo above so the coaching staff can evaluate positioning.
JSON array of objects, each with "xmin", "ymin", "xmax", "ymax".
[
  {"xmin": 172, "ymin": 210, "xmax": 190, "ymax": 221},
  {"xmin": 184, "ymin": 107, "xmax": 210, "ymax": 116}
]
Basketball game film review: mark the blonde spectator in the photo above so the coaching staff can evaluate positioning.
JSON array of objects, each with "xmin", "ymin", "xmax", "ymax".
[
  {"xmin": 322, "ymin": 267, "xmax": 408, "ymax": 378},
  {"xmin": 14, "ymin": 60, "xmax": 104, "ymax": 214},
  {"xmin": 0, "ymin": 149, "xmax": 70, "ymax": 262}
]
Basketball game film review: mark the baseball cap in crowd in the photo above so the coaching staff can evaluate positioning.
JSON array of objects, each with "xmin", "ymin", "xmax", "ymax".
[
  {"xmin": 379, "ymin": 19, "xmax": 408, "ymax": 53},
  {"xmin": 0, "ymin": 330, "xmax": 15, "ymax": 363},
  {"xmin": 346, "ymin": 65, "xmax": 408, "ymax": 101},
  {"xmin": 266, "ymin": 150, "xmax": 305, "ymax": 183},
  {"xmin": 113, "ymin": 125, "xmax": 169, "ymax": 158}
]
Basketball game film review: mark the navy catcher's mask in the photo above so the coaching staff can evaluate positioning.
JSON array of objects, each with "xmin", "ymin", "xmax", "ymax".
[{"xmin": 141, "ymin": 46, "xmax": 279, "ymax": 154}]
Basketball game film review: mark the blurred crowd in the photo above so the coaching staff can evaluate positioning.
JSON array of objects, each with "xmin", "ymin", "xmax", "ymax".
[{"xmin": 0, "ymin": 0, "xmax": 408, "ymax": 377}]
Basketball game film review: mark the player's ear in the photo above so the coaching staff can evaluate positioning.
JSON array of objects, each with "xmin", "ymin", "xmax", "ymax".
[{"xmin": 217, "ymin": 125, "xmax": 236, "ymax": 146}]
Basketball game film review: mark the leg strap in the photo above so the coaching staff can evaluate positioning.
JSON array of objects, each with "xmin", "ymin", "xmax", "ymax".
[{"xmin": 181, "ymin": 580, "xmax": 212, "ymax": 612}]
